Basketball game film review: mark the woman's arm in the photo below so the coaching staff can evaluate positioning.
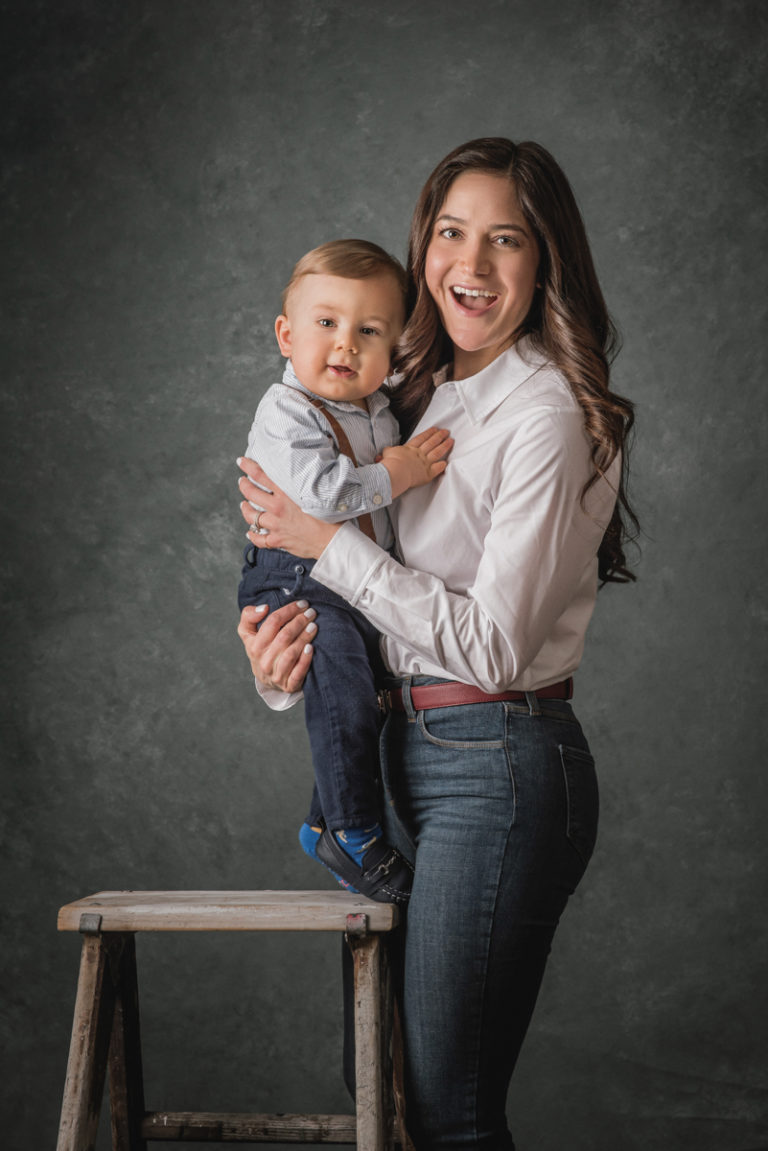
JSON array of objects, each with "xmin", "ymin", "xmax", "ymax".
[
  {"xmin": 237, "ymin": 409, "xmax": 617, "ymax": 693},
  {"xmin": 310, "ymin": 409, "xmax": 621, "ymax": 691}
]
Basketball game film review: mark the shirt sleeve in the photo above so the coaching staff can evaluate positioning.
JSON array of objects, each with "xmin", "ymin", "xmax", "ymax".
[
  {"xmin": 246, "ymin": 395, "xmax": 393, "ymax": 522},
  {"xmin": 310, "ymin": 408, "xmax": 619, "ymax": 692}
]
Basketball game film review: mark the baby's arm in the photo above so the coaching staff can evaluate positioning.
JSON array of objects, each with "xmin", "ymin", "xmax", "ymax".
[
  {"xmin": 379, "ymin": 427, "xmax": 453, "ymax": 499},
  {"xmin": 247, "ymin": 388, "xmax": 450, "ymax": 520}
]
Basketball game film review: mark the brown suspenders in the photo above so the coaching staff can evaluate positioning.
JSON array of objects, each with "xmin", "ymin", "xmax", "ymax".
[{"xmin": 291, "ymin": 389, "xmax": 378, "ymax": 543}]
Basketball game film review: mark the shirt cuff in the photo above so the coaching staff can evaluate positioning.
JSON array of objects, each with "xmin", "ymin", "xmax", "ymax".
[
  {"xmin": 254, "ymin": 676, "xmax": 303, "ymax": 711},
  {"xmin": 311, "ymin": 520, "xmax": 389, "ymax": 603},
  {"xmin": 303, "ymin": 461, "xmax": 392, "ymax": 519}
]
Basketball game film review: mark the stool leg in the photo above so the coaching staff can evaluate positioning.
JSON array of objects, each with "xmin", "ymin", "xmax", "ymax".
[
  {"xmin": 57, "ymin": 932, "xmax": 122, "ymax": 1151},
  {"xmin": 108, "ymin": 934, "xmax": 147, "ymax": 1151},
  {"xmin": 348, "ymin": 931, "xmax": 393, "ymax": 1151},
  {"xmin": 380, "ymin": 942, "xmax": 395, "ymax": 1146}
]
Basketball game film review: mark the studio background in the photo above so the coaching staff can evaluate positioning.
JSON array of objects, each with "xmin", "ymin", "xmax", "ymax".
[{"xmin": 2, "ymin": 2, "xmax": 766, "ymax": 1148}]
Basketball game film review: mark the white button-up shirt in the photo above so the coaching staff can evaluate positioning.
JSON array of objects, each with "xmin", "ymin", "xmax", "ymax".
[{"xmin": 311, "ymin": 338, "xmax": 620, "ymax": 693}]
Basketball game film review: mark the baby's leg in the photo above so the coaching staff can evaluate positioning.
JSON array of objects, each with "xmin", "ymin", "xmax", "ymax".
[
  {"xmin": 298, "ymin": 594, "xmax": 412, "ymax": 903},
  {"xmin": 302, "ymin": 602, "xmax": 382, "ymax": 828}
]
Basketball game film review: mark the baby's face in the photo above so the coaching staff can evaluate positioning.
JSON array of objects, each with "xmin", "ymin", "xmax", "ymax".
[{"xmin": 275, "ymin": 272, "xmax": 405, "ymax": 407}]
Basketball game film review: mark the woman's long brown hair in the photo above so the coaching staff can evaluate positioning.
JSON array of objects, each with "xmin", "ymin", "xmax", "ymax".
[{"xmin": 392, "ymin": 137, "xmax": 638, "ymax": 584}]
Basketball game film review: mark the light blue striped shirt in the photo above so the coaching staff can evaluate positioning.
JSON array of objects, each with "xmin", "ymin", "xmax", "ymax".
[{"xmin": 245, "ymin": 361, "xmax": 399, "ymax": 549}]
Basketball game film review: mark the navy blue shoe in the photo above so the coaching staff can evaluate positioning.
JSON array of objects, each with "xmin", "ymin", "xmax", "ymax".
[
  {"xmin": 299, "ymin": 820, "xmax": 359, "ymax": 893},
  {"xmin": 316, "ymin": 827, "xmax": 413, "ymax": 905}
]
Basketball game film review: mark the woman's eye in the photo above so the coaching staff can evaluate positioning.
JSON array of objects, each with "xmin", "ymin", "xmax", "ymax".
[
  {"xmin": 439, "ymin": 227, "xmax": 461, "ymax": 240},
  {"xmin": 495, "ymin": 235, "xmax": 521, "ymax": 248}
]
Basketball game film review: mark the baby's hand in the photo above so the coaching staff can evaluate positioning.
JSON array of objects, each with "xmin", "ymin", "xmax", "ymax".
[{"xmin": 380, "ymin": 426, "xmax": 453, "ymax": 498}]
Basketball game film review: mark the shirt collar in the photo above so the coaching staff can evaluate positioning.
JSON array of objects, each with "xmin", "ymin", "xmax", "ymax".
[
  {"xmin": 283, "ymin": 360, "xmax": 391, "ymax": 416},
  {"xmin": 433, "ymin": 337, "xmax": 549, "ymax": 425}
]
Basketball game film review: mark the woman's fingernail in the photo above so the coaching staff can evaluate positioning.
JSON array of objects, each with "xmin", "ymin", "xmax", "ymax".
[
  {"xmin": 252, "ymin": 604, "xmax": 268, "ymax": 613},
  {"xmin": 305, "ymin": 621, "xmax": 317, "ymax": 635},
  {"xmin": 303, "ymin": 644, "xmax": 313, "ymax": 654},
  {"xmin": 296, "ymin": 600, "xmax": 309, "ymax": 609},
  {"xmin": 303, "ymin": 607, "xmax": 316, "ymax": 620},
  {"xmin": 236, "ymin": 457, "xmax": 243, "ymax": 466}
]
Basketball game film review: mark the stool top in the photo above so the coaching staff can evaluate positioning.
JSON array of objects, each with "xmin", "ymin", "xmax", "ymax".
[{"xmin": 57, "ymin": 890, "xmax": 399, "ymax": 933}]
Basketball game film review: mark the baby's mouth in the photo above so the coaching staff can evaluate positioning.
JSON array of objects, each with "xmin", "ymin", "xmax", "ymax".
[
  {"xmin": 451, "ymin": 286, "xmax": 498, "ymax": 312},
  {"xmin": 328, "ymin": 363, "xmax": 356, "ymax": 377}
]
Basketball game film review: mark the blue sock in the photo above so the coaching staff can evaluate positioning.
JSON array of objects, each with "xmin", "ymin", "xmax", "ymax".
[
  {"xmin": 298, "ymin": 822, "xmax": 323, "ymax": 862},
  {"xmin": 334, "ymin": 823, "xmax": 383, "ymax": 864}
]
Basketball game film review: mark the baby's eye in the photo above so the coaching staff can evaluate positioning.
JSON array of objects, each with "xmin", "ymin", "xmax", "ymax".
[
  {"xmin": 318, "ymin": 318, "xmax": 335, "ymax": 328},
  {"xmin": 360, "ymin": 326, "xmax": 380, "ymax": 337}
]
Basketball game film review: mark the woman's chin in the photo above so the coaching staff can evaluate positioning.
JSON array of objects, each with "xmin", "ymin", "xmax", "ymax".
[{"xmin": 451, "ymin": 338, "xmax": 513, "ymax": 379}]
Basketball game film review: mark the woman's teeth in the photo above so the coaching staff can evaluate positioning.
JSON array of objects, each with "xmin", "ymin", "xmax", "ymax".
[{"xmin": 452, "ymin": 287, "xmax": 496, "ymax": 298}]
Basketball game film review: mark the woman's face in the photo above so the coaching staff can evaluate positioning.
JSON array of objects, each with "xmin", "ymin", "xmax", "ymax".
[{"xmin": 425, "ymin": 170, "xmax": 540, "ymax": 380}]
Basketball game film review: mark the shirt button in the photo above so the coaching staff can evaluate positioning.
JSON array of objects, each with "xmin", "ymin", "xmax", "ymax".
[
  {"xmin": 372, "ymin": 493, "xmax": 383, "ymax": 505},
  {"xmin": 338, "ymin": 502, "xmax": 348, "ymax": 512}
]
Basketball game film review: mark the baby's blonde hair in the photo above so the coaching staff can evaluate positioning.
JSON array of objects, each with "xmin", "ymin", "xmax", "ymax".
[{"xmin": 282, "ymin": 238, "xmax": 407, "ymax": 311}]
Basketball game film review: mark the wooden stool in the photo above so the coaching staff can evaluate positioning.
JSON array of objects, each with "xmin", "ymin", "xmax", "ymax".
[{"xmin": 56, "ymin": 891, "xmax": 401, "ymax": 1151}]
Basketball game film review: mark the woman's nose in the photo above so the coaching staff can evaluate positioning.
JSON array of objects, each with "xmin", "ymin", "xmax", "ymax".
[{"xmin": 462, "ymin": 238, "xmax": 491, "ymax": 275}]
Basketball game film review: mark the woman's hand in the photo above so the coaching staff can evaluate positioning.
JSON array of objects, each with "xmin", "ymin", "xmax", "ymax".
[
  {"xmin": 237, "ymin": 601, "xmax": 317, "ymax": 693},
  {"xmin": 238, "ymin": 457, "xmax": 339, "ymax": 559}
]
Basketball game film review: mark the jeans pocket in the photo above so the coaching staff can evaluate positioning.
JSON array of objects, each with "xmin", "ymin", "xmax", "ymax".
[
  {"xmin": 559, "ymin": 744, "xmax": 599, "ymax": 866},
  {"xmin": 416, "ymin": 704, "xmax": 507, "ymax": 750}
]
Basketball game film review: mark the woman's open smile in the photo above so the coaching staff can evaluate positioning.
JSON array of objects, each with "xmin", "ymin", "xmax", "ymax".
[{"xmin": 450, "ymin": 284, "xmax": 499, "ymax": 312}]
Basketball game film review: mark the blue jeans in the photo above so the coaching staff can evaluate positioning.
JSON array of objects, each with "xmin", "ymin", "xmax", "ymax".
[
  {"xmin": 238, "ymin": 545, "xmax": 386, "ymax": 829},
  {"xmin": 379, "ymin": 676, "xmax": 599, "ymax": 1150}
]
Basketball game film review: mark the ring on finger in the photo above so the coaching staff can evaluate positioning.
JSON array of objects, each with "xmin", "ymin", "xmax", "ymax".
[{"xmin": 249, "ymin": 511, "xmax": 265, "ymax": 533}]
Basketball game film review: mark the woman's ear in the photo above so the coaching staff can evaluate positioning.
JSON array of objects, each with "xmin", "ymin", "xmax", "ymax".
[{"xmin": 275, "ymin": 314, "xmax": 292, "ymax": 357}]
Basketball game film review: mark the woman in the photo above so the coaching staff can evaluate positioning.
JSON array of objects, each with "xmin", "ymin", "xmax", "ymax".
[{"xmin": 237, "ymin": 138, "xmax": 636, "ymax": 1150}]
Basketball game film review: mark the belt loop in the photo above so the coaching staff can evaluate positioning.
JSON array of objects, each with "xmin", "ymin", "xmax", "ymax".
[
  {"xmin": 524, "ymin": 691, "xmax": 540, "ymax": 717},
  {"xmin": 401, "ymin": 676, "xmax": 417, "ymax": 723}
]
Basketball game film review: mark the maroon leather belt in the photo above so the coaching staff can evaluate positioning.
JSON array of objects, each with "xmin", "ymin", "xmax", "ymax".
[{"xmin": 380, "ymin": 677, "xmax": 573, "ymax": 713}]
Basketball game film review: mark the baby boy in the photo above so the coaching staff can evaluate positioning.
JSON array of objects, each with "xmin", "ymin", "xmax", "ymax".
[{"xmin": 238, "ymin": 239, "xmax": 448, "ymax": 903}]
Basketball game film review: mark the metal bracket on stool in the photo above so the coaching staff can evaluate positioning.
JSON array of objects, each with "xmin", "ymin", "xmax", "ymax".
[
  {"xmin": 78, "ymin": 913, "xmax": 103, "ymax": 934},
  {"xmin": 345, "ymin": 912, "xmax": 368, "ymax": 937}
]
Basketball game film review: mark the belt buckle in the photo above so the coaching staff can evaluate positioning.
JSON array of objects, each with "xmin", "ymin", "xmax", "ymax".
[{"xmin": 377, "ymin": 689, "xmax": 390, "ymax": 716}]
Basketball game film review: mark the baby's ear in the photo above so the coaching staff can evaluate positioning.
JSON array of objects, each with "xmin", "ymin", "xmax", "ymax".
[{"xmin": 274, "ymin": 314, "xmax": 292, "ymax": 357}]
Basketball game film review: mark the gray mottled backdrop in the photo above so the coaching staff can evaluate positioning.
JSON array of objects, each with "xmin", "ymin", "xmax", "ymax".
[{"xmin": 2, "ymin": 1, "xmax": 766, "ymax": 1148}]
